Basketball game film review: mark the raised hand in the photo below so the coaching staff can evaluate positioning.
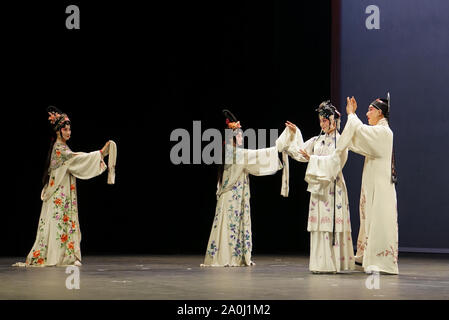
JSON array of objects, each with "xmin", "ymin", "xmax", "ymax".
[
  {"xmin": 351, "ymin": 96, "xmax": 358, "ymax": 113},
  {"xmin": 285, "ymin": 120, "xmax": 297, "ymax": 134},
  {"xmin": 346, "ymin": 96, "xmax": 358, "ymax": 115}
]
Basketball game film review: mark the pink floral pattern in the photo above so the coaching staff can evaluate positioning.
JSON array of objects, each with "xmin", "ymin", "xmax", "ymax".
[
  {"xmin": 376, "ymin": 245, "xmax": 399, "ymax": 264},
  {"xmin": 360, "ymin": 187, "xmax": 366, "ymax": 220}
]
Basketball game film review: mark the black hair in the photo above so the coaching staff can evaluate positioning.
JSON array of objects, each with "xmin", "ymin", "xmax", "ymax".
[
  {"xmin": 217, "ymin": 109, "xmax": 240, "ymax": 186},
  {"xmin": 370, "ymin": 97, "xmax": 397, "ymax": 184},
  {"xmin": 316, "ymin": 100, "xmax": 340, "ymax": 120},
  {"xmin": 370, "ymin": 98, "xmax": 389, "ymax": 120}
]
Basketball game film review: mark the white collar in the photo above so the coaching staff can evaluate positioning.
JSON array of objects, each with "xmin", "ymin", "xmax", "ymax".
[
  {"xmin": 376, "ymin": 118, "xmax": 389, "ymax": 127},
  {"xmin": 324, "ymin": 131, "xmax": 339, "ymax": 138}
]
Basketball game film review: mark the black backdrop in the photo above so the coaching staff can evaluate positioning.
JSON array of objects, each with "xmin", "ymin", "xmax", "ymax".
[{"xmin": 5, "ymin": 1, "xmax": 331, "ymax": 256}]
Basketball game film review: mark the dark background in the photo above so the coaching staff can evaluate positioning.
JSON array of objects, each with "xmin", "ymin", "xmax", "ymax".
[
  {"xmin": 5, "ymin": 1, "xmax": 331, "ymax": 256},
  {"xmin": 8, "ymin": 0, "xmax": 446, "ymax": 258}
]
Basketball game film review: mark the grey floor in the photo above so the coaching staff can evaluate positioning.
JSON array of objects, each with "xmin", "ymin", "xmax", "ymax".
[{"xmin": 1, "ymin": 254, "xmax": 448, "ymax": 300}]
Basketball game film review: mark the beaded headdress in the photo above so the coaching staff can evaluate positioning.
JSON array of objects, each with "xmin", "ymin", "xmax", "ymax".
[{"xmin": 47, "ymin": 106, "xmax": 71, "ymax": 131}]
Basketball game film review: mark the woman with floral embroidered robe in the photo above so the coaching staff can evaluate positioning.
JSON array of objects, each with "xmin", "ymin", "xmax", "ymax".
[
  {"xmin": 201, "ymin": 110, "xmax": 284, "ymax": 267},
  {"xmin": 306, "ymin": 96, "xmax": 398, "ymax": 274},
  {"xmin": 279, "ymin": 101, "xmax": 355, "ymax": 273},
  {"xmin": 13, "ymin": 107, "xmax": 111, "ymax": 267}
]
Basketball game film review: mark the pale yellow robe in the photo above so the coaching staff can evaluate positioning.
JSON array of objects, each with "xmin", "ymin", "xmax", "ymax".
[
  {"xmin": 14, "ymin": 142, "xmax": 107, "ymax": 267},
  {"xmin": 201, "ymin": 144, "xmax": 282, "ymax": 267},
  {"xmin": 306, "ymin": 114, "xmax": 398, "ymax": 274},
  {"xmin": 278, "ymin": 128, "xmax": 355, "ymax": 272}
]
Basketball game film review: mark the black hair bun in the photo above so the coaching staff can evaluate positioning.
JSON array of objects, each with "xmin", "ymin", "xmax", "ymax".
[
  {"xmin": 222, "ymin": 109, "xmax": 238, "ymax": 123},
  {"xmin": 316, "ymin": 100, "xmax": 339, "ymax": 119}
]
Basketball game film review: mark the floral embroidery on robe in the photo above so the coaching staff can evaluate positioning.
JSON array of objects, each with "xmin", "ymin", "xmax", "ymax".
[{"xmin": 15, "ymin": 142, "xmax": 107, "ymax": 267}]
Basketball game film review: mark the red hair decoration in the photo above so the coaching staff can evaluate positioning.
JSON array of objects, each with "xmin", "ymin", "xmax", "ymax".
[{"xmin": 227, "ymin": 121, "xmax": 241, "ymax": 130}]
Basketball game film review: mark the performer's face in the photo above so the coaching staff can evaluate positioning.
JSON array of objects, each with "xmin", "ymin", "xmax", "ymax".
[
  {"xmin": 60, "ymin": 125, "xmax": 71, "ymax": 141},
  {"xmin": 319, "ymin": 115, "xmax": 332, "ymax": 133},
  {"xmin": 366, "ymin": 105, "xmax": 383, "ymax": 125}
]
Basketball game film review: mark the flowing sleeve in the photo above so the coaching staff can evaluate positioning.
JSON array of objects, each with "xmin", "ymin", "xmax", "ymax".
[
  {"xmin": 41, "ymin": 149, "xmax": 107, "ymax": 201},
  {"xmin": 100, "ymin": 140, "xmax": 117, "ymax": 184},
  {"xmin": 304, "ymin": 117, "xmax": 354, "ymax": 195},
  {"xmin": 275, "ymin": 126, "xmax": 318, "ymax": 162},
  {"xmin": 67, "ymin": 150, "xmax": 107, "ymax": 180},
  {"xmin": 216, "ymin": 145, "xmax": 281, "ymax": 197},
  {"xmin": 338, "ymin": 113, "xmax": 387, "ymax": 158},
  {"xmin": 275, "ymin": 127, "xmax": 303, "ymax": 152},
  {"xmin": 244, "ymin": 147, "xmax": 282, "ymax": 176},
  {"xmin": 305, "ymin": 148, "xmax": 348, "ymax": 195},
  {"xmin": 287, "ymin": 136, "xmax": 316, "ymax": 163},
  {"xmin": 304, "ymin": 113, "xmax": 388, "ymax": 194},
  {"xmin": 275, "ymin": 127, "xmax": 318, "ymax": 196}
]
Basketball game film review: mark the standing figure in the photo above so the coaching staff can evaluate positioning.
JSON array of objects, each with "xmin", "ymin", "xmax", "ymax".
[
  {"xmin": 306, "ymin": 95, "xmax": 398, "ymax": 274},
  {"xmin": 201, "ymin": 110, "xmax": 284, "ymax": 267},
  {"xmin": 281, "ymin": 101, "xmax": 355, "ymax": 273},
  {"xmin": 344, "ymin": 96, "xmax": 398, "ymax": 274},
  {"xmin": 13, "ymin": 106, "xmax": 115, "ymax": 267}
]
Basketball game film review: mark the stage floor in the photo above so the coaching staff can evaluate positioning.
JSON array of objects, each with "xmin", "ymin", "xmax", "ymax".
[{"xmin": 1, "ymin": 254, "xmax": 448, "ymax": 299}]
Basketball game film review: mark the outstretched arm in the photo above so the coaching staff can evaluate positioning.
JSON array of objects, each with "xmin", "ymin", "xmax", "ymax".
[
  {"xmin": 244, "ymin": 147, "xmax": 282, "ymax": 176},
  {"xmin": 68, "ymin": 150, "xmax": 107, "ymax": 180}
]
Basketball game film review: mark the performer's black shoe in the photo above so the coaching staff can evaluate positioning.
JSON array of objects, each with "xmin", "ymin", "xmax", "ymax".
[{"xmin": 354, "ymin": 261, "xmax": 364, "ymax": 271}]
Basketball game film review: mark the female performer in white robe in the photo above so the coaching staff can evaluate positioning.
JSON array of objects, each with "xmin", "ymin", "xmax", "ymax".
[
  {"xmin": 14, "ymin": 106, "xmax": 113, "ymax": 267},
  {"xmin": 201, "ymin": 110, "xmax": 284, "ymax": 267},
  {"xmin": 280, "ymin": 101, "xmax": 355, "ymax": 273},
  {"xmin": 306, "ymin": 96, "xmax": 398, "ymax": 274}
]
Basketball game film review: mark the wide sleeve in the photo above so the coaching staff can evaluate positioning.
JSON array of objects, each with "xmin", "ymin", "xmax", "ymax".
[
  {"xmin": 244, "ymin": 147, "xmax": 282, "ymax": 176},
  {"xmin": 338, "ymin": 113, "xmax": 387, "ymax": 158},
  {"xmin": 67, "ymin": 150, "xmax": 107, "ymax": 180},
  {"xmin": 275, "ymin": 127, "xmax": 303, "ymax": 152},
  {"xmin": 275, "ymin": 126, "xmax": 318, "ymax": 163},
  {"xmin": 275, "ymin": 127, "xmax": 319, "ymax": 196},
  {"xmin": 217, "ymin": 146, "xmax": 283, "ymax": 198},
  {"xmin": 304, "ymin": 148, "xmax": 348, "ymax": 195},
  {"xmin": 303, "ymin": 113, "xmax": 387, "ymax": 194},
  {"xmin": 287, "ymin": 136, "xmax": 316, "ymax": 163}
]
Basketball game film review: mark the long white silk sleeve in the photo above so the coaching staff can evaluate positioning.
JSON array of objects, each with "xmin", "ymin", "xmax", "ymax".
[
  {"xmin": 68, "ymin": 151, "xmax": 107, "ymax": 180},
  {"xmin": 244, "ymin": 147, "xmax": 282, "ymax": 176}
]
